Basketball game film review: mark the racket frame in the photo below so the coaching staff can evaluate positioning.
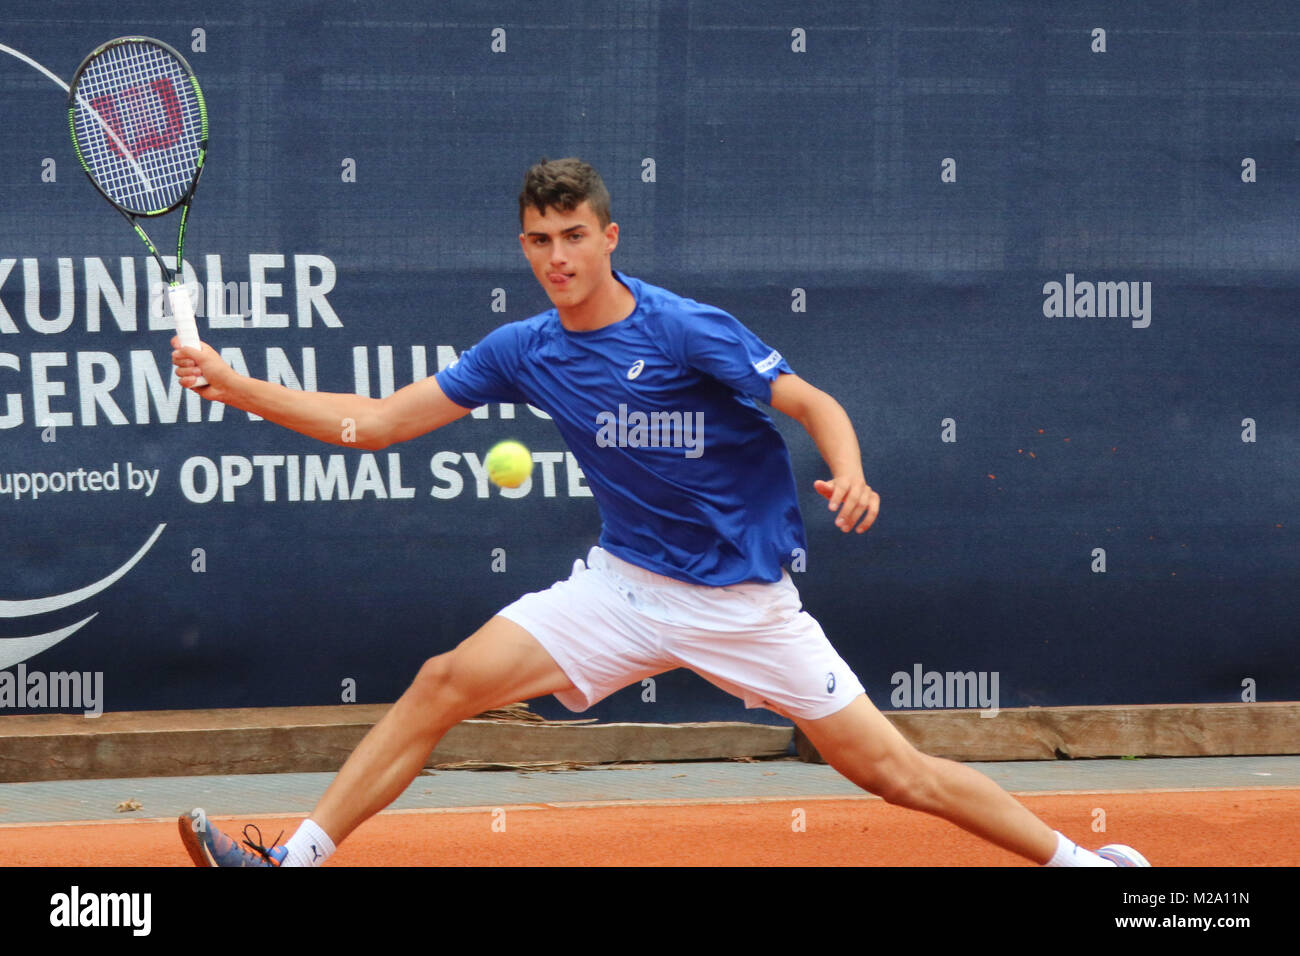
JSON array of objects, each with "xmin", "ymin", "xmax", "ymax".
[{"xmin": 67, "ymin": 36, "xmax": 209, "ymax": 380}]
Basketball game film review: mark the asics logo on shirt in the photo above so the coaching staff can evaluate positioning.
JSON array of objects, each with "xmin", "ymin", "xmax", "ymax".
[{"xmin": 627, "ymin": 360, "xmax": 645, "ymax": 380}]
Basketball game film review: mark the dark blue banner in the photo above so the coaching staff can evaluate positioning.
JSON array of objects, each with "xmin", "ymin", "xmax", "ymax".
[{"xmin": 1, "ymin": 2, "xmax": 1295, "ymax": 723}]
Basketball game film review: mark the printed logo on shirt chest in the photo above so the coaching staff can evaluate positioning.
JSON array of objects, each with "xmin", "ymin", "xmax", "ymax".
[{"xmin": 615, "ymin": 355, "xmax": 674, "ymax": 394}]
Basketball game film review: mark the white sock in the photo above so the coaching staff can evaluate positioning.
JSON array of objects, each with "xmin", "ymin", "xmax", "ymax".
[
  {"xmin": 280, "ymin": 819, "xmax": 337, "ymax": 868},
  {"xmin": 1045, "ymin": 831, "xmax": 1114, "ymax": 867}
]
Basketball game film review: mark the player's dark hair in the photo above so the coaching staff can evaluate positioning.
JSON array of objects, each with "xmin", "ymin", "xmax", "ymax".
[{"xmin": 519, "ymin": 157, "xmax": 612, "ymax": 228}]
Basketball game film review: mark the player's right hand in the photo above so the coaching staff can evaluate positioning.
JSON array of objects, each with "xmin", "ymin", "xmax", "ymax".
[{"xmin": 171, "ymin": 336, "xmax": 231, "ymax": 399}]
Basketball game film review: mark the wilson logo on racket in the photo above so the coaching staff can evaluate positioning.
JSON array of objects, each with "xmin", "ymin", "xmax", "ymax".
[{"xmin": 91, "ymin": 79, "xmax": 184, "ymax": 158}]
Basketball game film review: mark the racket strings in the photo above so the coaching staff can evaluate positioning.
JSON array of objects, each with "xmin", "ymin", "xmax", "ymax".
[{"xmin": 72, "ymin": 41, "xmax": 204, "ymax": 213}]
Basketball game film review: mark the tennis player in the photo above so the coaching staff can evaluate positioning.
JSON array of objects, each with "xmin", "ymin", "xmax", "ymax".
[{"xmin": 173, "ymin": 158, "xmax": 1148, "ymax": 868}]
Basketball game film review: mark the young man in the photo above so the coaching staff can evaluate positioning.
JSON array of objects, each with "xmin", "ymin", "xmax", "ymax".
[{"xmin": 173, "ymin": 158, "xmax": 1147, "ymax": 868}]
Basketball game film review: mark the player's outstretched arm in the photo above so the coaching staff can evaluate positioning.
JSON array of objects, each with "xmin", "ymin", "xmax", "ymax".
[
  {"xmin": 171, "ymin": 337, "xmax": 471, "ymax": 449},
  {"xmin": 769, "ymin": 372, "xmax": 880, "ymax": 533}
]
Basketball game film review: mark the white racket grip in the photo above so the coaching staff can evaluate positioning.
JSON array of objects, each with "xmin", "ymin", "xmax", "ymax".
[{"xmin": 167, "ymin": 283, "xmax": 207, "ymax": 386}]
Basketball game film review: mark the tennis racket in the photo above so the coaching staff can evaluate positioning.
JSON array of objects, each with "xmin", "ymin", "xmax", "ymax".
[{"xmin": 67, "ymin": 36, "xmax": 209, "ymax": 385}]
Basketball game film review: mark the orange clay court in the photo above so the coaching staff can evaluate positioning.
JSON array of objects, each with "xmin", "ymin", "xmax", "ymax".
[{"xmin": 1, "ymin": 767, "xmax": 1297, "ymax": 866}]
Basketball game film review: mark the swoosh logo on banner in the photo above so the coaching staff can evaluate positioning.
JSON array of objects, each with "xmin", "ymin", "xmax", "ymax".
[
  {"xmin": 0, "ymin": 614, "xmax": 98, "ymax": 670},
  {"xmin": 0, "ymin": 523, "xmax": 165, "ymax": 618}
]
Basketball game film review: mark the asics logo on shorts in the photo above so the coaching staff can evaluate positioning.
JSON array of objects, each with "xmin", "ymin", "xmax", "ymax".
[
  {"xmin": 826, "ymin": 672, "xmax": 836, "ymax": 694},
  {"xmin": 627, "ymin": 359, "xmax": 645, "ymax": 380}
]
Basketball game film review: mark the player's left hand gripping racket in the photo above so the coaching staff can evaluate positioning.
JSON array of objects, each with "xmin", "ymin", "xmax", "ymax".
[{"xmin": 68, "ymin": 36, "xmax": 209, "ymax": 385}]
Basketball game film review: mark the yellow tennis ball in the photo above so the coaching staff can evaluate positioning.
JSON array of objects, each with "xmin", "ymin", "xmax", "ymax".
[{"xmin": 486, "ymin": 440, "xmax": 533, "ymax": 488}]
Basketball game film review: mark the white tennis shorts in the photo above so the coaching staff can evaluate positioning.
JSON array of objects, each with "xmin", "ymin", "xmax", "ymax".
[{"xmin": 498, "ymin": 546, "xmax": 865, "ymax": 721}]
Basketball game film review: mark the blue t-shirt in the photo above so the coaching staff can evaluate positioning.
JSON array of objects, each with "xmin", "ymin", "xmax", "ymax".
[{"xmin": 436, "ymin": 272, "xmax": 806, "ymax": 585}]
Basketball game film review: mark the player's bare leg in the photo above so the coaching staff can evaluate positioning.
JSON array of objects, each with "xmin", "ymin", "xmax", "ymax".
[
  {"xmin": 795, "ymin": 693, "xmax": 1058, "ymax": 864},
  {"xmin": 309, "ymin": 616, "xmax": 575, "ymax": 845}
]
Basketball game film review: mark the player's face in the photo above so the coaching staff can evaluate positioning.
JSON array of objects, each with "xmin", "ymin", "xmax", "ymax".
[{"xmin": 519, "ymin": 201, "xmax": 619, "ymax": 310}]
